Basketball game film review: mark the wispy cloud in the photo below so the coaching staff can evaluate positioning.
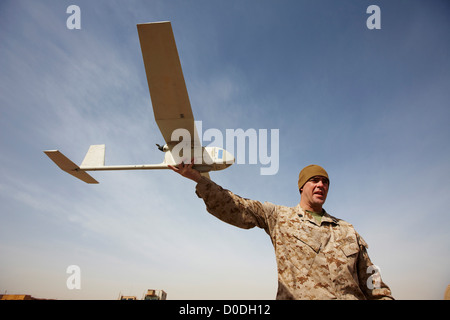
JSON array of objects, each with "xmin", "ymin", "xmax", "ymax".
[{"xmin": 1, "ymin": 1, "xmax": 449, "ymax": 300}]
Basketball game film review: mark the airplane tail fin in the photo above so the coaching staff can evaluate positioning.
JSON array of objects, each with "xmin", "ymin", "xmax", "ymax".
[
  {"xmin": 81, "ymin": 144, "xmax": 105, "ymax": 168},
  {"xmin": 44, "ymin": 149, "xmax": 99, "ymax": 184}
]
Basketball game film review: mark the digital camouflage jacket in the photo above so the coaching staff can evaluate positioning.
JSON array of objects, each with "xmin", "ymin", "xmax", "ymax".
[{"xmin": 195, "ymin": 177, "xmax": 394, "ymax": 300}]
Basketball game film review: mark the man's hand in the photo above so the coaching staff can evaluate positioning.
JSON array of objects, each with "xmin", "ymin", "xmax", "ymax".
[{"xmin": 168, "ymin": 158, "xmax": 202, "ymax": 183}]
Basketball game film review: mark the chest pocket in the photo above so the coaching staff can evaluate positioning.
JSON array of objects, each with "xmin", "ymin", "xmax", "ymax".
[
  {"xmin": 332, "ymin": 223, "xmax": 359, "ymax": 253},
  {"xmin": 294, "ymin": 229, "xmax": 321, "ymax": 253},
  {"xmin": 279, "ymin": 222, "xmax": 323, "ymax": 277},
  {"xmin": 340, "ymin": 241, "xmax": 359, "ymax": 257},
  {"xmin": 334, "ymin": 231, "xmax": 360, "ymax": 276}
]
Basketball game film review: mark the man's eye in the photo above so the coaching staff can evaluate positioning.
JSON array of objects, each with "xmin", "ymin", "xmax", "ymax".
[{"xmin": 309, "ymin": 177, "xmax": 328, "ymax": 185}]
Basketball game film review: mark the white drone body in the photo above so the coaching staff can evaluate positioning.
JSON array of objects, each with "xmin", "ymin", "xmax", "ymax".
[{"xmin": 44, "ymin": 22, "xmax": 234, "ymax": 183}]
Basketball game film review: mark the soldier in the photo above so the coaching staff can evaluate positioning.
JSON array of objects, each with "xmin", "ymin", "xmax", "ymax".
[{"xmin": 169, "ymin": 162, "xmax": 394, "ymax": 300}]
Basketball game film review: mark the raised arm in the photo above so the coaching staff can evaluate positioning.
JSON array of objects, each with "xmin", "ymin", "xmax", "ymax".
[{"xmin": 169, "ymin": 160, "xmax": 272, "ymax": 231}]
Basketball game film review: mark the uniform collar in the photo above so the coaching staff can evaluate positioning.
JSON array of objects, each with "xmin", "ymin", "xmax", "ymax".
[{"xmin": 295, "ymin": 204, "xmax": 339, "ymax": 226}]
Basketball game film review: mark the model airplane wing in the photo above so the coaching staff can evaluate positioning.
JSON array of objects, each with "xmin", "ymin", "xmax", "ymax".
[{"xmin": 137, "ymin": 21, "xmax": 201, "ymax": 148}]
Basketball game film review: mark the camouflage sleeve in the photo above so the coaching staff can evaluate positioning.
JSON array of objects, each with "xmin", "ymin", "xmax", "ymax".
[
  {"xmin": 195, "ymin": 176, "xmax": 273, "ymax": 232},
  {"xmin": 356, "ymin": 233, "xmax": 395, "ymax": 300}
]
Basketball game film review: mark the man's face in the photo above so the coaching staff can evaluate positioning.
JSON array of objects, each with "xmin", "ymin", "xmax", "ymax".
[{"xmin": 300, "ymin": 175, "xmax": 329, "ymax": 212}]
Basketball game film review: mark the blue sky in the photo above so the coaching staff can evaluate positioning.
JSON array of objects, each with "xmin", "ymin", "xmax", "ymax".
[{"xmin": 1, "ymin": 0, "xmax": 449, "ymax": 299}]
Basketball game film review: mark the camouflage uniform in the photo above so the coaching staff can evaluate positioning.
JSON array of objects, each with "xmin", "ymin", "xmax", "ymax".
[{"xmin": 195, "ymin": 177, "xmax": 394, "ymax": 300}]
